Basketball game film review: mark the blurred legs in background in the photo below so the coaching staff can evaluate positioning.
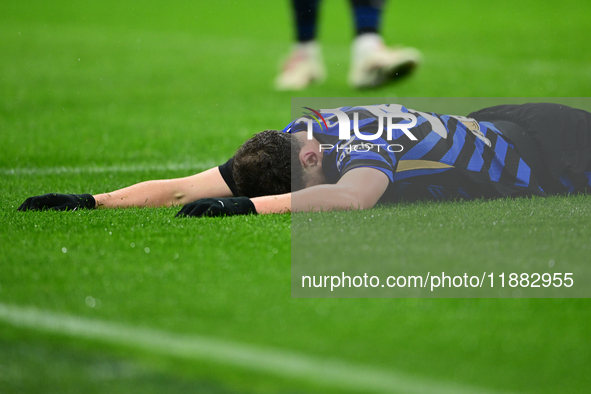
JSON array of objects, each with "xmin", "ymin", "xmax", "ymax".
[
  {"xmin": 275, "ymin": 0, "xmax": 326, "ymax": 90},
  {"xmin": 275, "ymin": 0, "xmax": 422, "ymax": 90}
]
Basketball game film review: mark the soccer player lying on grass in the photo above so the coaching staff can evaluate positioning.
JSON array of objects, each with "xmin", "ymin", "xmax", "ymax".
[{"xmin": 18, "ymin": 103, "xmax": 591, "ymax": 217}]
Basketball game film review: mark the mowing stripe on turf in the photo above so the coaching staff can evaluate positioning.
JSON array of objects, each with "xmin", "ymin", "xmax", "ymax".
[
  {"xmin": 0, "ymin": 303, "xmax": 517, "ymax": 394},
  {"xmin": 0, "ymin": 162, "xmax": 216, "ymax": 176}
]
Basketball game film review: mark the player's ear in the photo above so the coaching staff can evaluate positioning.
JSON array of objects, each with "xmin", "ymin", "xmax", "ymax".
[{"xmin": 301, "ymin": 149, "xmax": 319, "ymax": 168}]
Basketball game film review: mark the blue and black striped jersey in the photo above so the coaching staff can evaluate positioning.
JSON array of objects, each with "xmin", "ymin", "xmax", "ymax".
[{"xmin": 284, "ymin": 104, "xmax": 544, "ymax": 202}]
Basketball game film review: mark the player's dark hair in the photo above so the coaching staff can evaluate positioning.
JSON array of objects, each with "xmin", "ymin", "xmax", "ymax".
[
  {"xmin": 232, "ymin": 130, "xmax": 306, "ymax": 198},
  {"xmin": 290, "ymin": 134, "xmax": 306, "ymax": 192}
]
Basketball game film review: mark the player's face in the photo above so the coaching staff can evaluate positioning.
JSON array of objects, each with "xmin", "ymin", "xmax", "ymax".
[{"xmin": 304, "ymin": 166, "xmax": 326, "ymax": 188}]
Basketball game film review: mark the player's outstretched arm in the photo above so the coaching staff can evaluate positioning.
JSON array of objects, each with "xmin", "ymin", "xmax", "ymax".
[
  {"xmin": 255, "ymin": 167, "xmax": 389, "ymax": 214},
  {"xmin": 176, "ymin": 167, "xmax": 389, "ymax": 217},
  {"xmin": 18, "ymin": 166, "xmax": 233, "ymax": 211},
  {"xmin": 94, "ymin": 167, "xmax": 232, "ymax": 208}
]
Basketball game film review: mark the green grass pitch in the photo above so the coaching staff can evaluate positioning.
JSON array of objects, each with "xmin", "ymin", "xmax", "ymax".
[{"xmin": 1, "ymin": 0, "xmax": 591, "ymax": 393}]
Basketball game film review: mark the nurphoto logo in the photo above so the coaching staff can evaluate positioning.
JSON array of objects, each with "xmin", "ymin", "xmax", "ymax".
[{"xmin": 292, "ymin": 104, "xmax": 424, "ymax": 153}]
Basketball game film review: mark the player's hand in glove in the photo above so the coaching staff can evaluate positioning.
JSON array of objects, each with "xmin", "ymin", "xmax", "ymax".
[
  {"xmin": 175, "ymin": 197, "xmax": 257, "ymax": 218},
  {"xmin": 18, "ymin": 193, "xmax": 96, "ymax": 211}
]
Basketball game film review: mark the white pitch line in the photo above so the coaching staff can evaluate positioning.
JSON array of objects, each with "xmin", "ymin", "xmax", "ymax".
[
  {"xmin": 0, "ymin": 162, "xmax": 217, "ymax": 176},
  {"xmin": 0, "ymin": 303, "xmax": 516, "ymax": 394}
]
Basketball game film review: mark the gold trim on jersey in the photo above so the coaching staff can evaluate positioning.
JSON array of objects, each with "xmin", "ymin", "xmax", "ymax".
[{"xmin": 396, "ymin": 160, "xmax": 454, "ymax": 172}]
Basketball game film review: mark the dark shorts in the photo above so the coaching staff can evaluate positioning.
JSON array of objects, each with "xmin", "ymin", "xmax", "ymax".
[{"xmin": 469, "ymin": 103, "xmax": 591, "ymax": 194}]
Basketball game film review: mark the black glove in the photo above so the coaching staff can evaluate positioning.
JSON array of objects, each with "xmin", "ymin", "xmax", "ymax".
[
  {"xmin": 18, "ymin": 193, "xmax": 96, "ymax": 211},
  {"xmin": 175, "ymin": 197, "xmax": 257, "ymax": 218}
]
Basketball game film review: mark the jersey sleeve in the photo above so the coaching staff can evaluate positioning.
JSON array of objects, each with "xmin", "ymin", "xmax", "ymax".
[{"xmin": 218, "ymin": 158, "xmax": 240, "ymax": 196}]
